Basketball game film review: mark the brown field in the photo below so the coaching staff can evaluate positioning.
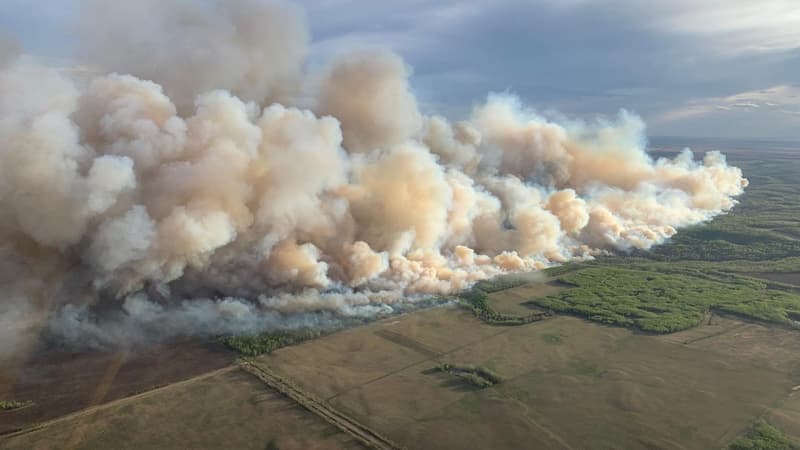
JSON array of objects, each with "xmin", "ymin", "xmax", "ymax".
[
  {"xmin": 253, "ymin": 289, "xmax": 800, "ymax": 449},
  {"xmin": 768, "ymin": 388, "xmax": 800, "ymax": 441},
  {"xmin": 0, "ymin": 340, "xmax": 235, "ymax": 435},
  {"xmin": 0, "ymin": 367, "xmax": 363, "ymax": 450},
  {"xmin": 486, "ymin": 282, "xmax": 564, "ymax": 315},
  {"xmin": 658, "ymin": 312, "xmax": 800, "ymax": 373},
  {"xmin": 659, "ymin": 312, "xmax": 800, "ymax": 443}
]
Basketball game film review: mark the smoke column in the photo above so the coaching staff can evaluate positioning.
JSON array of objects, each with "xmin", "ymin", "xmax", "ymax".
[{"xmin": 0, "ymin": 0, "xmax": 747, "ymax": 356}]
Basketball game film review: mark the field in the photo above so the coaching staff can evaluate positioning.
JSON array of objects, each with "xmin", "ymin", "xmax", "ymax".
[
  {"xmin": 251, "ymin": 294, "xmax": 800, "ymax": 449},
  {"xmin": 0, "ymin": 367, "xmax": 362, "ymax": 450},
  {"xmin": 3, "ymin": 140, "xmax": 800, "ymax": 449},
  {"xmin": 0, "ymin": 340, "xmax": 234, "ymax": 435}
]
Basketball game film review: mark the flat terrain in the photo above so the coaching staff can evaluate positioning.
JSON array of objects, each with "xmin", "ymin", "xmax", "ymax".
[
  {"xmin": 0, "ymin": 340, "xmax": 234, "ymax": 435},
  {"xmin": 253, "ymin": 289, "xmax": 800, "ymax": 450},
  {"xmin": 0, "ymin": 367, "xmax": 362, "ymax": 450},
  {"xmin": 487, "ymin": 282, "xmax": 563, "ymax": 316}
]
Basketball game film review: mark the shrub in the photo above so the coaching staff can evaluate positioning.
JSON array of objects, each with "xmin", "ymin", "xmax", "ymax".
[
  {"xmin": 0, "ymin": 400, "xmax": 31, "ymax": 411},
  {"xmin": 729, "ymin": 419, "xmax": 798, "ymax": 450},
  {"xmin": 433, "ymin": 363, "xmax": 502, "ymax": 389}
]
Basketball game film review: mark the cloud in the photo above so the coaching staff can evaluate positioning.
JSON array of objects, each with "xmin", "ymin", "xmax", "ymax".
[
  {"xmin": 731, "ymin": 103, "xmax": 760, "ymax": 109},
  {"xmin": 653, "ymin": 84, "xmax": 800, "ymax": 137},
  {"xmin": 656, "ymin": 85, "xmax": 800, "ymax": 124},
  {"xmin": 646, "ymin": 0, "xmax": 800, "ymax": 56},
  {"xmin": 302, "ymin": 0, "xmax": 800, "ymax": 138}
]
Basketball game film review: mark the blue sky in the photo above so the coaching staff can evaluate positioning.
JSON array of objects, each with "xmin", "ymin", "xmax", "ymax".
[{"xmin": 2, "ymin": 0, "xmax": 799, "ymax": 139}]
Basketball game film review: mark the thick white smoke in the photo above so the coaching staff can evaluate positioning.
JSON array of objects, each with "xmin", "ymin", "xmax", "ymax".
[{"xmin": 0, "ymin": 1, "xmax": 747, "ymax": 355}]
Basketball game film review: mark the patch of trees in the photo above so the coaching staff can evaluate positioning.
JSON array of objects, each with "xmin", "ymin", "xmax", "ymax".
[
  {"xmin": 473, "ymin": 276, "xmax": 527, "ymax": 293},
  {"xmin": 219, "ymin": 329, "xmax": 322, "ymax": 356},
  {"xmin": 729, "ymin": 419, "xmax": 798, "ymax": 450},
  {"xmin": 434, "ymin": 363, "xmax": 502, "ymax": 389},
  {"xmin": 460, "ymin": 287, "xmax": 551, "ymax": 326},
  {"xmin": 528, "ymin": 266, "xmax": 800, "ymax": 333}
]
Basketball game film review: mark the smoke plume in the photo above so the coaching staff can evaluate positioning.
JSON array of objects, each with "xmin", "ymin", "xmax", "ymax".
[{"xmin": 0, "ymin": 0, "xmax": 747, "ymax": 356}]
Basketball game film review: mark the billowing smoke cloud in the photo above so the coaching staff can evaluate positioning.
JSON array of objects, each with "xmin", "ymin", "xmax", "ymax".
[
  {"xmin": 0, "ymin": 1, "xmax": 747, "ymax": 356},
  {"xmin": 317, "ymin": 49, "xmax": 423, "ymax": 153},
  {"xmin": 76, "ymin": 0, "xmax": 309, "ymax": 110}
]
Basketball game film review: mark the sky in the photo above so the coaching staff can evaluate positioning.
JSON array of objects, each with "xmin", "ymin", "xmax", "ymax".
[{"xmin": 1, "ymin": 0, "xmax": 799, "ymax": 139}]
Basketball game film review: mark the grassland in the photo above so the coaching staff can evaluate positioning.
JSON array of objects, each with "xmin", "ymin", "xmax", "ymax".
[
  {"xmin": 252, "ymin": 304, "xmax": 799, "ymax": 449},
  {"xmin": 0, "ymin": 368, "xmax": 362, "ymax": 450},
  {"xmin": 0, "ymin": 340, "xmax": 235, "ymax": 435}
]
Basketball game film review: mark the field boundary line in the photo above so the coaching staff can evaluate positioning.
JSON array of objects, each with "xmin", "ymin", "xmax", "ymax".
[
  {"xmin": 373, "ymin": 329, "xmax": 441, "ymax": 358},
  {"xmin": 681, "ymin": 322, "xmax": 751, "ymax": 345},
  {"xmin": 0, "ymin": 365, "xmax": 238, "ymax": 441},
  {"xmin": 326, "ymin": 325, "xmax": 516, "ymax": 402},
  {"xmin": 239, "ymin": 360, "xmax": 403, "ymax": 450}
]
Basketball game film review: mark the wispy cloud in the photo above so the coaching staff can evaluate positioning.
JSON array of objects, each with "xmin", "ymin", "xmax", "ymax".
[
  {"xmin": 642, "ymin": 0, "xmax": 800, "ymax": 56},
  {"xmin": 731, "ymin": 102, "xmax": 760, "ymax": 109},
  {"xmin": 656, "ymin": 85, "xmax": 800, "ymax": 125},
  {"xmin": 650, "ymin": 85, "xmax": 800, "ymax": 136}
]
